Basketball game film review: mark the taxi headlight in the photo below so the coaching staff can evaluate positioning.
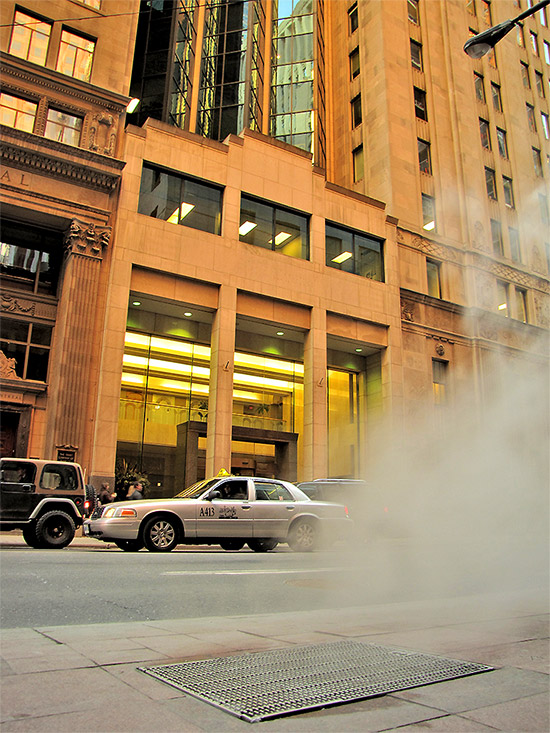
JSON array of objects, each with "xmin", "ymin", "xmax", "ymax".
[{"xmin": 103, "ymin": 506, "xmax": 138, "ymax": 518}]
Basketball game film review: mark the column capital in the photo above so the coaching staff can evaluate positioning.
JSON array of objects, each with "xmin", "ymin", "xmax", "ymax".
[{"xmin": 64, "ymin": 219, "xmax": 111, "ymax": 260}]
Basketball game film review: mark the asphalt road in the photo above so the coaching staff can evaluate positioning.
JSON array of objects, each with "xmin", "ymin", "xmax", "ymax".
[{"xmin": 1, "ymin": 532, "xmax": 547, "ymax": 629}]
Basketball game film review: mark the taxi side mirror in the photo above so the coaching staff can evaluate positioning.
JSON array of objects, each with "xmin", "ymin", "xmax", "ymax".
[{"xmin": 208, "ymin": 490, "xmax": 222, "ymax": 501}]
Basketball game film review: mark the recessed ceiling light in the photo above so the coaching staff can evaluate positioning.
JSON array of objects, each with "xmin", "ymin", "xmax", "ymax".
[
  {"xmin": 355, "ymin": 348, "xmax": 363, "ymax": 353},
  {"xmin": 239, "ymin": 221, "xmax": 257, "ymax": 236},
  {"xmin": 184, "ymin": 312, "xmax": 193, "ymax": 317},
  {"xmin": 132, "ymin": 300, "xmax": 141, "ymax": 306},
  {"xmin": 332, "ymin": 251, "xmax": 353, "ymax": 264},
  {"xmin": 276, "ymin": 331, "xmax": 285, "ymax": 336}
]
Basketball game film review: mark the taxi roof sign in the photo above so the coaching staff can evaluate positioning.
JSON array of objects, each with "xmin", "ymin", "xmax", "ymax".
[{"xmin": 216, "ymin": 468, "xmax": 231, "ymax": 477}]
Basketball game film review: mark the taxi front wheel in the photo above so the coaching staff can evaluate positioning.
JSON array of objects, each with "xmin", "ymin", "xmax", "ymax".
[{"xmin": 143, "ymin": 516, "xmax": 179, "ymax": 552}]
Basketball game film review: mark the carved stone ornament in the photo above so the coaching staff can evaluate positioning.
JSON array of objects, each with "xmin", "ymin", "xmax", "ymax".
[
  {"xmin": 401, "ymin": 301, "xmax": 415, "ymax": 321},
  {"xmin": 0, "ymin": 350, "xmax": 21, "ymax": 380},
  {"xmin": 1, "ymin": 294, "xmax": 35, "ymax": 316},
  {"xmin": 435, "ymin": 343, "xmax": 445, "ymax": 356},
  {"xmin": 89, "ymin": 113, "xmax": 117, "ymax": 156},
  {"xmin": 64, "ymin": 219, "xmax": 111, "ymax": 259}
]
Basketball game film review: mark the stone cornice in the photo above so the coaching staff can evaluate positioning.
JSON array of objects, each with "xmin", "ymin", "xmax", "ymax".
[
  {"xmin": 0, "ymin": 53, "xmax": 129, "ymax": 112},
  {"xmin": 1, "ymin": 133, "xmax": 124, "ymax": 192},
  {"xmin": 469, "ymin": 251, "xmax": 549, "ymax": 294}
]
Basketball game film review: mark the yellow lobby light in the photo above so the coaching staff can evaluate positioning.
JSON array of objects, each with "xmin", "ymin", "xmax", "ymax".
[
  {"xmin": 239, "ymin": 221, "xmax": 257, "ymax": 236},
  {"xmin": 332, "ymin": 251, "xmax": 353, "ymax": 264}
]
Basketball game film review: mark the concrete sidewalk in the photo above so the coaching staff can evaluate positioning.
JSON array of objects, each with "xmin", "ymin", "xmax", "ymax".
[{"xmin": 1, "ymin": 579, "xmax": 548, "ymax": 733}]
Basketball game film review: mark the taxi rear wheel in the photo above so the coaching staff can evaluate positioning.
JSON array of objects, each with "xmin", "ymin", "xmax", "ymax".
[
  {"xmin": 142, "ymin": 516, "xmax": 179, "ymax": 552},
  {"xmin": 288, "ymin": 519, "xmax": 318, "ymax": 552},
  {"xmin": 248, "ymin": 538, "xmax": 278, "ymax": 552},
  {"xmin": 219, "ymin": 540, "xmax": 245, "ymax": 551}
]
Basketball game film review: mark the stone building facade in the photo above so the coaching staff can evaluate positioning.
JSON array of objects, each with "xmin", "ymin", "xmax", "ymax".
[{"xmin": 1, "ymin": 0, "xmax": 548, "ymax": 495}]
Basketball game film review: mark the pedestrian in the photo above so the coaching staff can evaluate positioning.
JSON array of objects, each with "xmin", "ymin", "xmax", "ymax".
[
  {"xmin": 98, "ymin": 482, "xmax": 114, "ymax": 505},
  {"xmin": 126, "ymin": 481, "xmax": 144, "ymax": 501}
]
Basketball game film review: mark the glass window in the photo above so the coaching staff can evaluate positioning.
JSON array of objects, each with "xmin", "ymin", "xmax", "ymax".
[
  {"xmin": 533, "ymin": 148, "xmax": 543, "ymax": 177},
  {"xmin": 491, "ymin": 219, "xmax": 503, "ymax": 256},
  {"xmin": 0, "ymin": 92, "xmax": 37, "ymax": 133},
  {"xmin": 82, "ymin": 0, "xmax": 101, "ymax": 7},
  {"xmin": 432, "ymin": 359, "xmax": 447, "ymax": 405},
  {"xmin": 535, "ymin": 71, "xmax": 545, "ymax": 98},
  {"xmin": 408, "ymin": 0, "xmax": 419, "ymax": 24},
  {"xmin": 8, "ymin": 10, "xmax": 51, "ymax": 66},
  {"xmin": 410, "ymin": 40, "xmax": 423, "ymax": 71},
  {"xmin": 349, "ymin": 48, "xmax": 360, "ymax": 79},
  {"xmin": 491, "ymin": 83, "xmax": 502, "ymax": 112},
  {"xmin": 0, "ymin": 220, "xmax": 62, "ymax": 295},
  {"xmin": 44, "ymin": 108, "xmax": 83, "ymax": 146},
  {"xmin": 485, "ymin": 167, "xmax": 497, "ymax": 200},
  {"xmin": 414, "ymin": 87, "xmax": 427, "ymax": 120},
  {"xmin": 422, "ymin": 193, "xmax": 436, "ymax": 231},
  {"xmin": 509, "ymin": 228, "xmax": 521, "ymax": 262},
  {"xmin": 254, "ymin": 481, "xmax": 293, "ymax": 501},
  {"xmin": 542, "ymin": 112, "xmax": 550, "ymax": 140},
  {"xmin": 503, "ymin": 177, "xmax": 514, "ymax": 208},
  {"xmin": 515, "ymin": 288, "xmax": 528, "ymax": 322},
  {"xmin": 426, "ymin": 259, "xmax": 441, "ymax": 298},
  {"xmin": 351, "ymin": 94, "xmax": 362, "ymax": 127},
  {"xmin": 326, "ymin": 222, "xmax": 384, "ymax": 282},
  {"xmin": 352, "ymin": 145, "xmax": 364, "ymax": 182},
  {"xmin": 496, "ymin": 128, "xmax": 508, "ymax": 158},
  {"xmin": 544, "ymin": 40, "xmax": 550, "ymax": 64},
  {"xmin": 138, "ymin": 164, "xmax": 223, "ymax": 235},
  {"xmin": 517, "ymin": 24, "xmax": 525, "ymax": 47},
  {"xmin": 0, "ymin": 318, "xmax": 52, "ymax": 381},
  {"xmin": 466, "ymin": 0, "xmax": 476, "ymax": 15},
  {"xmin": 530, "ymin": 31, "xmax": 539, "ymax": 56},
  {"xmin": 418, "ymin": 139, "xmax": 432, "ymax": 174},
  {"xmin": 474, "ymin": 73, "xmax": 486, "ymax": 102},
  {"xmin": 527, "ymin": 103, "xmax": 537, "ymax": 132},
  {"xmin": 521, "ymin": 62, "xmax": 531, "ymax": 88},
  {"xmin": 496, "ymin": 280, "xmax": 509, "ymax": 316},
  {"xmin": 479, "ymin": 118, "xmax": 491, "ymax": 149},
  {"xmin": 348, "ymin": 3, "xmax": 358, "ymax": 33},
  {"xmin": 56, "ymin": 29, "xmax": 95, "ymax": 81},
  {"xmin": 239, "ymin": 195, "xmax": 309, "ymax": 260}
]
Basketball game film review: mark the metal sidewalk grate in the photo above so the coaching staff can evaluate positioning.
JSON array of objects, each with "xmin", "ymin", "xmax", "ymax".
[{"xmin": 139, "ymin": 639, "xmax": 493, "ymax": 723}]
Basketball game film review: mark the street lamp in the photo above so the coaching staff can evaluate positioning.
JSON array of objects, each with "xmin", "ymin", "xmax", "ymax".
[{"xmin": 464, "ymin": 0, "xmax": 550, "ymax": 59}]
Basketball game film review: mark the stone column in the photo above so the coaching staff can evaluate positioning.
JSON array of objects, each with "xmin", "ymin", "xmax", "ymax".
[
  {"xmin": 205, "ymin": 285, "xmax": 237, "ymax": 476},
  {"xmin": 45, "ymin": 219, "xmax": 110, "ymax": 468},
  {"xmin": 303, "ymin": 306, "xmax": 328, "ymax": 479}
]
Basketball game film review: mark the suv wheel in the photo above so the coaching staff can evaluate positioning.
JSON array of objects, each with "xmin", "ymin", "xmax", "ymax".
[
  {"xmin": 22, "ymin": 523, "xmax": 43, "ymax": 549},
  {"xmin": 142, "ymin": 516, "xmax": 179, "ymax": 552},
  {"xmin": 35, "ymin": 511, "xmax": 75, "ymax": 549}
]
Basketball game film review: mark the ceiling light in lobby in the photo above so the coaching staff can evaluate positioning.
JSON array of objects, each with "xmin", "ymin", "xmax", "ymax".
[
  {"xmin": 167, "ymin": 202, "xmax": 195, "ymax": 223},
  {"xmin": 126, "ymin": 98, "xmax": 140, "ymax": 113}
]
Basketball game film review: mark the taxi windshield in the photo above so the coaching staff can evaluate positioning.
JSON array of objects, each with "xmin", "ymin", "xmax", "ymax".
[{"xmin": 174, "ymin": 478, "xmax": 219, "ymax": 499}]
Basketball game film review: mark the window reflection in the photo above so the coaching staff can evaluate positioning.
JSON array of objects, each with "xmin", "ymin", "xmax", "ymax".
[
  {"xmin": 326, "ymin": 223, "xmax": 384, "ymax": 282},
  {"xmin": 138, "ymin": 164, "xmax": 223, "ymax": 235},
  {"xmin": 239, "ymin": 195, "xmax": 309, "ymax": 259}
]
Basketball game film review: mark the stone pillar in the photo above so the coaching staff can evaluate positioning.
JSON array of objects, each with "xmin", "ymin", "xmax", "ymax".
[
  {"xmin": 45, "ymin": 219, "xmax": 110, "ymax": 469},
  {"xmin": 206, "ymin": 285, "xmax": 236, "ymax": 476},
  {"xmin": 303, "ymin": 306, "xmax": 328, "ymax": 479}
]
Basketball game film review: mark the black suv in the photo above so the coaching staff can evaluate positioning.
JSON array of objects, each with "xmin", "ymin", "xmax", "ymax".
[{"xmin": 0, "ymin": 458, "xmax": 96, "ymax": 548}]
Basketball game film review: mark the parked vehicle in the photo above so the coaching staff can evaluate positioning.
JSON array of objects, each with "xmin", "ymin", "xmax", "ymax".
[
  {"xmin": 0, "ymin": 458, "xmax": 96, "ymax": 548},
  {"xmin": 84, "ymin": 474, "xmax": 352, "ymax": 553}
]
